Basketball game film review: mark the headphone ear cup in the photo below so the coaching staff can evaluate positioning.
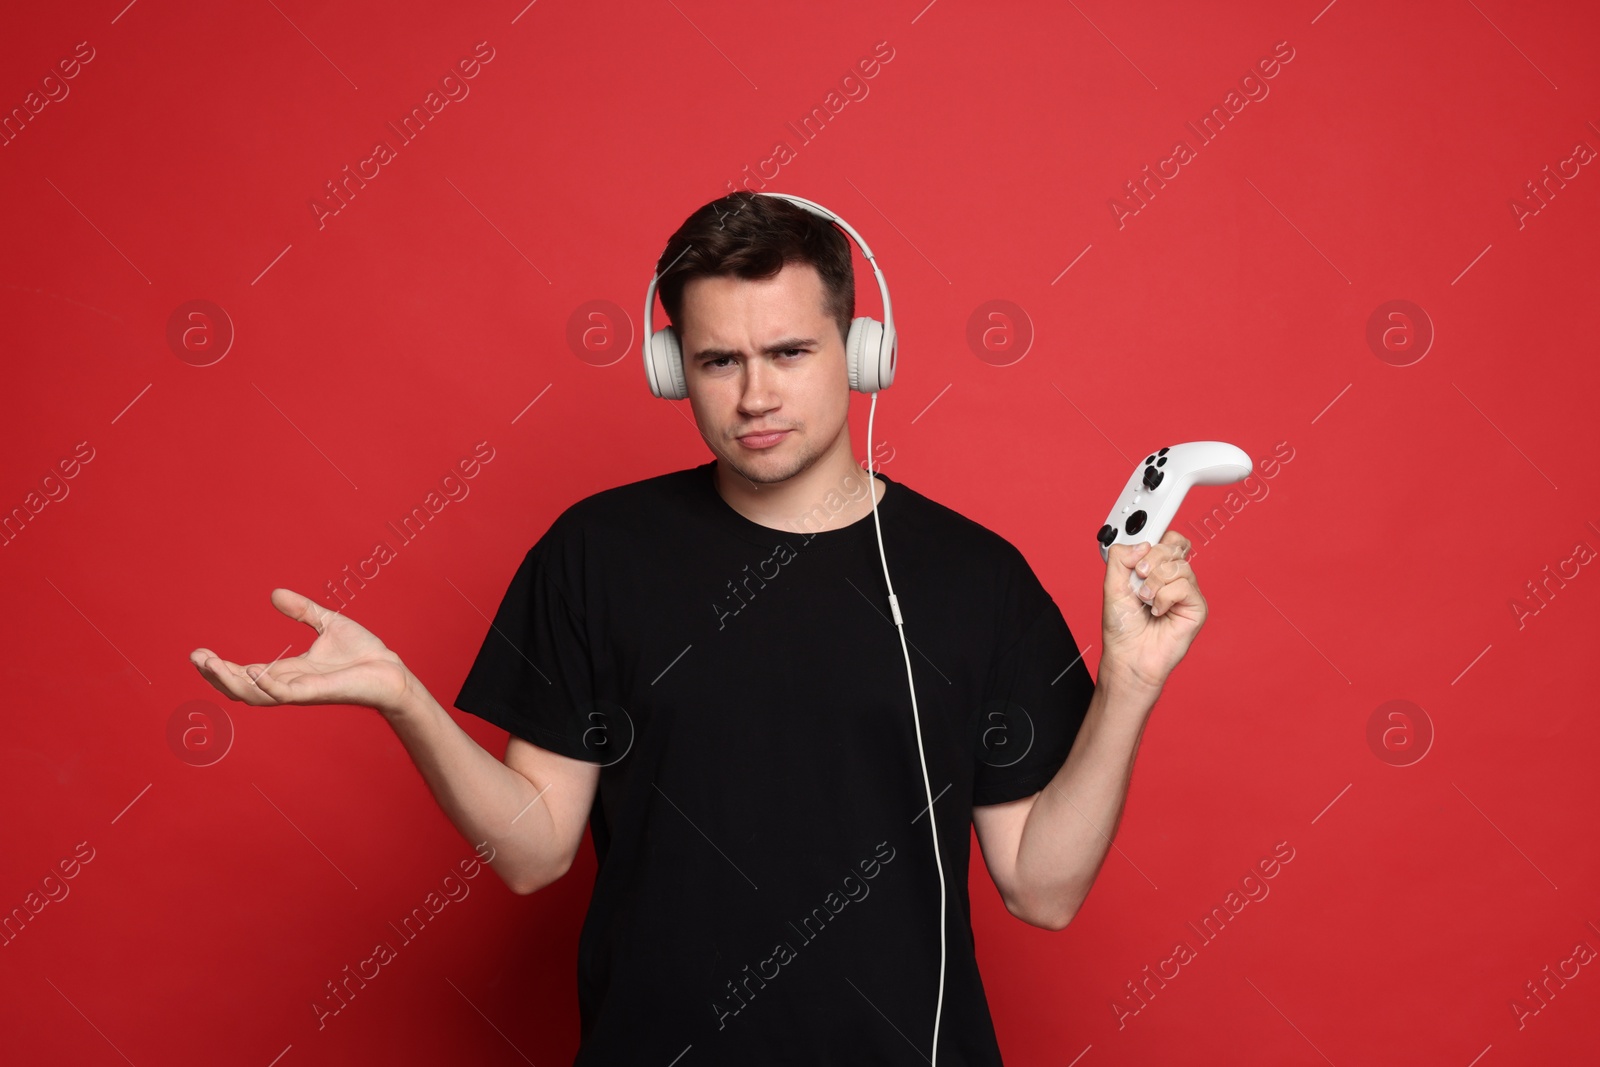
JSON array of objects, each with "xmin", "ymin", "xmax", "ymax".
[
  {"xmin": 846, "ymin": 317, "xmax": 894, "ymax": 393},
  {"xmin": 646, "ymin": 327, "xmax": 687, "ymax": 400}
]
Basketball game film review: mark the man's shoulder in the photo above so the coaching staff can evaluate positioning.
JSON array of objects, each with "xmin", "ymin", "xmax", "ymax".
[
  {"xmin": 561, "ymin": 463, "xmax": 706, "ymax": 522},
  {"xmin": 528, "ymin": 463, "xmax": 710, "ymax": 557},
  {"xmin": 888, "ymin": 476, "xmax": 1030, "ymax": 564}
]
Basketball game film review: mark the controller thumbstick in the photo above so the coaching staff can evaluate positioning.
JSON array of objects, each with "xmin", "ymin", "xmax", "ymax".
[
  {"xmin": 1097, "ymin": 524, "xmax": 1117, "ymax": 548},
  {"xmin": 1143, "ymin": 466, "xmax": 1164, "ymax": 491}
]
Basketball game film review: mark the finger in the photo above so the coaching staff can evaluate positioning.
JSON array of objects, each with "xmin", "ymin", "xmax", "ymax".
[
  {"xmin": 270, "ymin": 587, "xmax": 330, "ymax": 636},
  {"xmin": 1147, "ymin": 576, "xmax": 1186, "ymax": 616},
  {"xmin": 1158, "ymin": 529, "xmax": 1192, "ymax": 559},
  {"xmin": 190, "ymin": 650, "xmax": 240, "ymax": 699},
  {"xmin": 243, "ymin": 662, "xmax": 298, "ymax": 702},
  {"xmin": 1134, "ymin": 553, "xmax": 1181, "ymax": 595},
  {"xmin": 1133, "ymin": 543, "xmax": 1181, "ymax": 584},
  {"xmin": 1108, "ymin": 542, "xmax": 1152, "ymax": 600},
  {"xmin": 1158, "ymin": 534, "xmax": 1196, "ymax": 566},
  {"xmin": 219, "ymin": 654, "xmax": 292, "ymax": 705},
  {"xmin": 1110, "ymin": 541, "xmax": 1151, "ymax": 573},
  {"xmin": 193, "ymin": 651, "xmax": 280, "ymax": 705},
  {"xmin": 190, "ymin": 648, "xmax": 235, "ymax": 689},
  {"xmin": 1149, "ymin": 573, "xmax": 1204, "ymax": 617},
  {"xmin": 1144, "ymin": 554, "xmax": 1195, "ymax": 588}
]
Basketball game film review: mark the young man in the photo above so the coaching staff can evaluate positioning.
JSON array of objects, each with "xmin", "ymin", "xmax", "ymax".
[{"xmin": 189, "ymin": 193, "xmax": 1207, "ymax": 1064}]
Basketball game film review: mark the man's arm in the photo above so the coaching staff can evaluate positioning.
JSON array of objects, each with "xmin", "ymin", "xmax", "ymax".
[
  {"xmin": 383, "ymin": 668, "xmax": 600, "ymax": 895},
  {"xmin": 189, "ymin": 586, "xmax": 597, "ymax": 897},
  {"xmin": 972, "ymin": 670, "xmax": 1159, "ymax": 930},
  {"xmin": 974, "ymin": 530, "xmax": 1204, "ymax": 930}
]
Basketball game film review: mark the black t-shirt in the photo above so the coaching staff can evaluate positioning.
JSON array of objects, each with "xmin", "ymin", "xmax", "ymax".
[{"xmin": 454, "ymin": 461, "xmax": 1096, "ymax": 1065}]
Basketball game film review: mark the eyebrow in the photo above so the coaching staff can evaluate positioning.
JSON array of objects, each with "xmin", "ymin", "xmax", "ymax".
[{"xmin": 692, "ymin": 336, "xmax": 819, "ymax": 362}]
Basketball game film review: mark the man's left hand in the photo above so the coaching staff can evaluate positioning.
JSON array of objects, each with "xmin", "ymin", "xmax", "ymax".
[{"xmin": 1100, "ymin": 530, "xmax": 1207, "ymax": 693}]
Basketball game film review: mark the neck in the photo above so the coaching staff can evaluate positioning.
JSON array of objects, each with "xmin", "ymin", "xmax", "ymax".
[{"xmin": 713, "ymin": 433, "xmax": 886, "ymax": 535}]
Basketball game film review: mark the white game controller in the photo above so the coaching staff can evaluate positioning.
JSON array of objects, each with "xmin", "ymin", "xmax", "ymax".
[{"xmin": 1097, "ymin": 441, "xmax": 1254, "ymax": 601}]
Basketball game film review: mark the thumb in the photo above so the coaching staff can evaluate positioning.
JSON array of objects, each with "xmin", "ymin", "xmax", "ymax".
[
  {"xmin": 1104, "ymin": 543, "xmax": 1152, "ymax": 608},
  {"xmin": 1106, "ymin": 542, "xmax": 1149, "ymax": 581},
  {"xmin": 269, "ymin": 587, "xmax": 331, "ymax": 636},
  {"xmin": 1103, "ymin": 543, "xmax": 1151, "ymax": 635}
]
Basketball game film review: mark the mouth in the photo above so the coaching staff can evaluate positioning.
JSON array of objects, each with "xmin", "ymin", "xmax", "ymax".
[{"xmin": 735, "ymin": 429, "xmax": 791, "ymax": 449}]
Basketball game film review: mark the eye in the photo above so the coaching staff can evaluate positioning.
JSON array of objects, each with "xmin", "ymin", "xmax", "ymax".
[{"xmin": 702, "ymin": 349, "xmax": 805, "ymax": 368}]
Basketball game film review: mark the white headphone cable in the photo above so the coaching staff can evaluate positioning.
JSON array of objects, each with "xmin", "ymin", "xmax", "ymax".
[{"xmin": 865, "ymin": 389, "xmax": 946, "ymax": 1066}]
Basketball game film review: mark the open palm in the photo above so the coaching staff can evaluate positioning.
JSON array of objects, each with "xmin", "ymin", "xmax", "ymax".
[{"xmin": 189, "ymin": 588, "xmax": 410, "ymax": 714}]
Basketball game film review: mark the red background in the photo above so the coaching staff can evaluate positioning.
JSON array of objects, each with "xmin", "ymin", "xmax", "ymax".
[{"xmin": 3, "ymin": 1, "xmax": 1597, "ymax": 1063}]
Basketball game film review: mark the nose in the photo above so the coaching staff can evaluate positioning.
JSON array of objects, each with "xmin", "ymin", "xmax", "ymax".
[{"xmin": 737, "ymin": 354, "xmax": 779, "ymax": 415}]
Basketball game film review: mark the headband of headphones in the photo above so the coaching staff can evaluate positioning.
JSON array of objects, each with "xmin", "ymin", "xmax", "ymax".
[{"xmin": 641, "ymin": 191, "xmax": 897, "ymax": 399}]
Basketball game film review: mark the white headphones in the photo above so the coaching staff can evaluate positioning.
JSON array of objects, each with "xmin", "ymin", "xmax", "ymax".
[
  {"xmin": 641, "ymin": 192, "xmax": 898, "ymax": 399},
  {"xmin": 643, "ymin": 191, "xmax": 950, "ymax": 1064}
]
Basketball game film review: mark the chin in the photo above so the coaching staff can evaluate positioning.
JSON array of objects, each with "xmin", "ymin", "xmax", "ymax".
[{"xmin": 728, "ymin": 443, "xmax": 815, "ymax": 485}]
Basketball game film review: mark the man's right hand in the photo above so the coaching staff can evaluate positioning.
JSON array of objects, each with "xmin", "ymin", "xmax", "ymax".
[{"xmin": 189, "ymin": 588, "xmax": 412, "ymax": 716}]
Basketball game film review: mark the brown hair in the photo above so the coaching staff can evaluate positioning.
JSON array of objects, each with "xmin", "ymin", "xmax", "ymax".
[{"xmin": 653, "ymin": 191, "xmax": 855, "ymax": 345}]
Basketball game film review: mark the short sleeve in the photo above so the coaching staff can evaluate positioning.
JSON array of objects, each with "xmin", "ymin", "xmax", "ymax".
[
  {"xmin": 971, "ymin": 594, "xmax": 1096, "ymax": 807},
  {"xmin": 452, "ymin": 536, "xmax": 601, "ymax": 762}
]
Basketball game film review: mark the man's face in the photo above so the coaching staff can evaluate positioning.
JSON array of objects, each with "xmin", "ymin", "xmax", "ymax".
[{"xmin": 678, "ymin": 261, "xmax": 850, "ymax": 485}]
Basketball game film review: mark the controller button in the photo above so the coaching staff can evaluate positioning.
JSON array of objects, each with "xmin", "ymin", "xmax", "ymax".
[
  {"xmin": 1156, "ymin": 456, "xmax": 1167, "ymax": 467},
  {"xmin": 1143, "ymin": 466, "xmax": 1164, "ymax": 490},
  {"xmin": 1097, "ymin": 524, "xmax": 1117, "ymax": 547},
  {"xmin": 1125, "ymin": 510, "xmax": 1147, "ymax": 536},
  {"xmin": 1158, "ymin": 447, "xmax": 1169, "ymax": 456},
  {"xmin": 1145, "ymin": 454, "xmax": 1155, "ymax": 465}
]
